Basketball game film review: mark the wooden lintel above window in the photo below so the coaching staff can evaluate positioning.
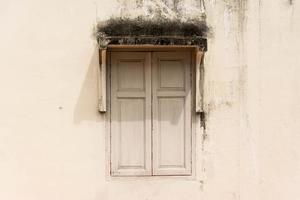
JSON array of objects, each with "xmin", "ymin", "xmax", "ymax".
[
  {"xmin": 98, "ymin": 36, "xmax": 207, "ymax": 51},
  {"xmin": 107, "ymin": 45, "xmax": 200, "ymax": 51}
]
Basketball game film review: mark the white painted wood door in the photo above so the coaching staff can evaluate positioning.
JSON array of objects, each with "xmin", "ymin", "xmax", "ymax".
[
  {"xmin": 152, "ymin": 52, "xmax": 192, "ymax": 175},
  {"xmin": 110, "ymin": 51, "xmax": 192, "ymax": 176},
  {"xmin": 110, "ymin": 52, "xmax": 152, "ymax": 176}
]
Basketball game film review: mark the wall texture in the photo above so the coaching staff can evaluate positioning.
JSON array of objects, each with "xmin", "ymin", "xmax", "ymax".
[{"xmin": 0, "ymin": 0, "xmax": 299, "ymax": 200}]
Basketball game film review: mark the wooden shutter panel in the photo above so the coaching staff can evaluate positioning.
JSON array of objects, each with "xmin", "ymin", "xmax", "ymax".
[
  {"xmin": 110, "ymin": 52, "xmax": 152, "ymax": 176},
  {"xmin": 152, "ymin": 52, "xmax": 192, "ymax": 176}
]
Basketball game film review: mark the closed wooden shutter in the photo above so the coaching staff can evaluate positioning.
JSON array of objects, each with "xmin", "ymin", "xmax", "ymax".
[
  {"xmin": 110, "ymin": 52, "xmax": 152, "ymax": 176},
  {"xmin": 152, "ymin": 52, "xmax": 192, "ymax": 175}
]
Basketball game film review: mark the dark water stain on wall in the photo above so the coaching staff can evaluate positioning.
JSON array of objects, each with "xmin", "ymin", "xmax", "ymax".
[
  {"xmin": 200, "ymin": 111, "xmax": 207, "ymax": 130},
  {"xmin": 136, "ymin": 0, "xmax": 143, "ymax": 7}
]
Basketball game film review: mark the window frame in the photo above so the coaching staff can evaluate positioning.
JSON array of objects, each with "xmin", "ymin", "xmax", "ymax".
[{"xmin": 104, "ymin": 46, "xmax": 202, "ymax": 180}]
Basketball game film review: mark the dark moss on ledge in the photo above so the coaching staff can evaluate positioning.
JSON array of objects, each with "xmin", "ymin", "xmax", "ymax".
[
  {"xmin": 96, "ymin": 17, "xmax": 209, "ymax": 50},
  {"xmin": 97, "ymin": 17, "xmax": 208, "ymax": 37}
]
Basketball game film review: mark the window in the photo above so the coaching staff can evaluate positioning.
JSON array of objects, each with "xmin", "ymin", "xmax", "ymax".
[{"xmin": 109, "ymin": 51, "xmax": 193, "ymax": 176}]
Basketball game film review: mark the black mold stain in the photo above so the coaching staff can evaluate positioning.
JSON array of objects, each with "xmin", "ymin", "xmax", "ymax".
[
  {"xmin": 200, "ymin": 111, "xmax": 207, "ymax": 130},
  {"xmin": 200, "ymin": 111, "xmax": 208, "ymax": 152},
  {"xmin": 290, "ymin": 0, "xmax": 293, "ymax": 5}
]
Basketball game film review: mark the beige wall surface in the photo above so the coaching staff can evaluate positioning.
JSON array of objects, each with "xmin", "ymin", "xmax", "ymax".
[{"xmin": 0, "ymin": 0, "xmax": 300, "ymax": 200}]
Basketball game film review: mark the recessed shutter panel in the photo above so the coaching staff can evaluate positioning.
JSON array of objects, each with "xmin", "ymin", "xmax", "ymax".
[
  {"xmin": 110, "ymin": 52, "xmax": 152, "ymax": 176},
  {"xmin": 152, "ymin": 52, "xmax": 192, "ymax": 176}
]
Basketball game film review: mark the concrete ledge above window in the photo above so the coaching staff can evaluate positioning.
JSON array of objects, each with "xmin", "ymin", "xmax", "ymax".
[{"xmin": 96, "ymin": 17, "xmax": 209, "ymax": 51}]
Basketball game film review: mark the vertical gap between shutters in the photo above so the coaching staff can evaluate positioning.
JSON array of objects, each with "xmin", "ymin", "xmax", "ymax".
[{"xmin": 150, "ymin": 52, "xmax": 154, "ymax": 176}]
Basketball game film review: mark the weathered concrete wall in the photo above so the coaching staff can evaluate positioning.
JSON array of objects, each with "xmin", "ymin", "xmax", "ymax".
[
  {"xmin": 244, "ymin": 1, "xmax": 300, "ymax": 199},
  {"xmin": 0, "ymin": 0, "xmax": 299, "ymax": 200}
]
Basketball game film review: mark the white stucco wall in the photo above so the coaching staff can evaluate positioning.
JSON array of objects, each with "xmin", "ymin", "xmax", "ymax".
[{"xmin": 0, "ymin": 0, "xmax": 299, "ymax": 200}]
